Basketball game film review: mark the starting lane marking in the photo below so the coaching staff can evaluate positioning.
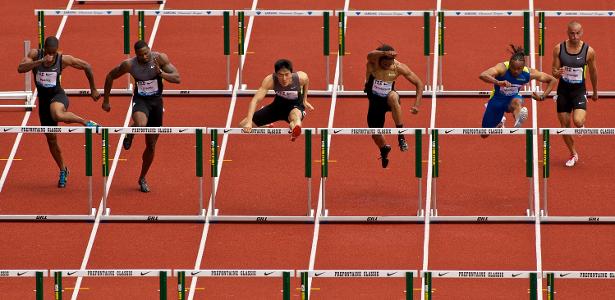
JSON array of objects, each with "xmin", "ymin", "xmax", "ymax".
[{"xmin": 0, "ymin": 158, "xmax": 22, "ymax": 161}]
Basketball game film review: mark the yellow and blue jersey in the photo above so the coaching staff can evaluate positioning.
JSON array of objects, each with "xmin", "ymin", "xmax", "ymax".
[{"xmin": 490, "ymin": 61, "xmax": 531, "ymax": 100}]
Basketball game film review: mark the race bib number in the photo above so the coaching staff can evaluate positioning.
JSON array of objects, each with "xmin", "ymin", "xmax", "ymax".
[
  {"xmin": 499, "ymin": 84, "xmax": 522, "ymax": 96},
  {"xmin": 562, "ymin": 66, "xmax": 583, "ymax": 84},
  {"xmin": 372, "ymin": 79, "xmax": 393, "ymax": 97},
  {"xmin": 276, "ymin": 90, "xmax": 299, "ymax": 100},
  {"xmin": 137, "ymin": 80, "xmax": 159, "ymax": 96},
  {"xmin": 36, "ymin": 71, "xmax": 57, "ymax": 88}
]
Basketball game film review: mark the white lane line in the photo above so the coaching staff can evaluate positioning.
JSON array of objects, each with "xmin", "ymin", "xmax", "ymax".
[
  {"xmin": 305, "ymin": 1, "xmax": 349, "ymax": 298},
  {"xmin": 186, "ymin": 0, "xmax": 259, "ymax": 299},
  {"xmin": 70, "ymin": 1, "xmax": 166, "ymax": 298},
  {"xmin": 421, "ymin": 0, "xmax": 442, "ymax": 298}
]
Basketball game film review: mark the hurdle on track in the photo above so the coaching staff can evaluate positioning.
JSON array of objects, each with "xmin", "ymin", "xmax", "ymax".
[
  {"xmin": 428, "ymin": 128, "xmax": 536, "ymax": 222},
  {"xmin": 436, "ymin": 10, "xmax": 533, "ymax": 94},
  {"xmin": 97, "ymin": 127, "xmax": 207, "ymax": 222},
  {"xmin": 0, "ymin": 41, "xmax": 33, "ymax": 110},
  {"xmin": 539, "ymin": 128, "xmax": 615, "ymax": 223},
  {"xmin": 336, "ymin": 10, "xmax": 432, "ymax": 93},
  {"xmin": 52, "ymin": 269, "xmax": 170, "ymax": 300},
  {"xmin": 0, "ymin": 270, "xmax": 47, "ymax": 300},
  {"xmin": 35, "ymin": 9, "xmax": 135, "ymax": 93},
  {"xmin": 208, "ymin": 128, "xmax": 315, "ymax": 222},
  {"xmin": 137, "ymin": 10, "xmax": 234, "ymax": 93},
  {"xmin": 298, "ymin": 270, "xmax": 417, "ymax": 300},
  {"xmin": 423, "ymin": 270, "xmax": 538, "ymax": 300},
  {"xmin": 0, "ymin": 127, "xmax": 96, "ymax": 221},
  {"xmin": 234, "ymin": 10, "xmax": 333, "ymax": 92},
  {"xmin": 544, "ymin": 271, "xmax": 615, "ymax": 299},
  {"xmin": 175, "ymin": 270, "xmax": 292, "ymax": 300},
  {"xmin": 318, "ymin": 128, "xmax": 425, "ymax": 223}
]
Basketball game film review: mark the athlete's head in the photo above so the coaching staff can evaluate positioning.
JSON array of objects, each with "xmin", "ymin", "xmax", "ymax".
[
  {"xmin": 134, "ymin": 40, "xmax": 151, "ymax": 63},
  {"xmin": 43, "ymin": 36, "xmax": 59, "ymax": 56},
  {"xmin": 567, "ymin": 21, "xmax": 583, "ymax": 44},
  {"xmin": 376, "ymin": 44, "xmax": 395, "ymax": 69},
  {"xmin": 274, "ymin": 59, "xmax": 293, "ymax": 87},
  {"xmin": 508, "ymin": 44, "xmax": 526, "ymax": 77}
]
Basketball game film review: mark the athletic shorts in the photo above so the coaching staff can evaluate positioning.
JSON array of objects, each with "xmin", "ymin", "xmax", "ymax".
[
  {"xmin": 482, "ymin": 95, "xmax": 515, "ymax": 128},
  {"xmin": 367, "ymin": 92, "xmax": 398, "ymax": 128},
  {"xmin": 38, "ymin": 91, "xmax": 69, "ymax": 126},
  {"xmin": 252, "ymin": 97, "xmax": 305, "ymax": 127},
  {"xmin": 132, "ymin": 95, "xmax": 164, "ymax": 127},
  {"xmin": 556, "ymin": 85, "xmax": 587, "ymax": 113}
]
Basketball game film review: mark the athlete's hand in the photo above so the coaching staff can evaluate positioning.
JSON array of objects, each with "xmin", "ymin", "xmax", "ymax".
[
  {"xmin": 42, "ymin": 54, "xmax": 54, "ymax": 64},
  {"xmin": 553, "ymin": 67, "xmax": 565, "ymax": 78},
  {"xmin": 531, "ymin": 92, "xmax": 546, "ymax": 101},
  {"xmin": 591, "ymin": 91, "xmax": 599, "ymax": 101},
  {"xmin": 90, "ymin": 89, "xmax": 101, "ymax": 101},
  {"xmin": 153, "ymin": 57, "xmax": 162, "ymax": 75},
  {"xmin": 102, "ymin": 101, "xmax": 111, "ymax": 112},
  {"xmin": 242, "ymin": 123, "xmax": 252, "ymax": 133},
  {"xmin": 410, "ymin": 106, "xmax": 419, "ymax": 114},
  {"xmin": 496, "ymin": 80, "xmax": 512, "ymax": 87}
]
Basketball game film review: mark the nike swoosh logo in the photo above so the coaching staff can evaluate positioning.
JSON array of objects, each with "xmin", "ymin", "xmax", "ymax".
[
  {"xmin": 114, "ymin": 129, "xmax": 122, "ymax": 132},
  {"xmin": 179, "ymin": 129, "xmax": 187, "ymax": 133},
  {"xmin": 17, "ymin": 272, "xmax": 27, "ymax": 276},
  {"xmin": 3, "ymin": 128, "xmax": 11, "ymax": 132},
  {"xmin": 67, "ymin": 271, "xmax": 78, "ymax": 276},
  {"xmin": 557, "ymin": 130, "xmax": 565, "ymax": 134},
  {"xmin": 559, "ymin": 273, "xmax": 571, "ymax": 277},
  {"xmin": 191, "ymin": 271, "xmax": 201, "ymax": 276},
  {"xmin": 69, "ymin": 128, "xmax": 77, "ymax": 132},
  {"xmin": 438, "ymin": 272, "xmax": 449, "ymax": 276},
  {"xmin": 264, "ymin": 272, "xmax": 275, "ymax": 276},
  {"xmin": 333, "ymin": 130, "xmax": 342, "ymax": 134},
  {"xmin": 387, "ymin": 272, "xmax": 398, "ymax": 276},
  {"xmin": 398, "ymin": 130, "xmax": 407, "ymax": 134},
  {"xmin": 224, "ymin": 129, "xmax": 232, "ymax": 133},
  {"xmin": 510, "ymin": 129, "xmax": 519, "ymax": 133},
  {"xmin": 315, "ymin": 272, "xmax": 325, "ymax": 277},
  {"xmin": 140, "ymin": 271, "xmax": 151, "ymax": 276},
  {"xmin": 512, "ymin": 273, "xmax": 522, "ymax": 277},
  {"xmin": 444, "ymin": 130, "xmax": 454, "ymax": 134}
]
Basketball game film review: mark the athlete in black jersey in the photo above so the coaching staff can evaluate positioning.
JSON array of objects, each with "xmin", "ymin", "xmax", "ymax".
[
  {"xmin": 18, "ymin": 36, "xmax": 101, "ymax": 188},
  {"xmin": 552, "ymin": 21, "xmax": 598, "ymax": 167},
  {"xmin": 103, "ymin": 40, "xmax": 181, "ymax": 192}
]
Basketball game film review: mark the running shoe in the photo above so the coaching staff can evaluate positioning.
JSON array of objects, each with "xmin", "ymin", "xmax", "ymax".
[
  {"xmin": 291, "ymin": 125, "xmax": 302, "ymax": 142},
  {"xmin": 58, "ymin": 167, "xmax": 69, "ymax": 188},
  {"xmin": 398, "ymin": 136, "xmax": 409, "ymax": 152},
  {"xmin": 123, "ymin": 134, "xmax": 134, "ymax": 150},
  {"xmin": 380, "ymin": 145, "xmax": 392, "ymax": 168},
  {"xmin": 138, "ymin": 177, "xmax": 150, "ymax": 193},
  {"xmin": 514, "ymin": 107, "xmax": 528, "ymax": 128},
  {"xmin": 565, "ymin": 153, "xmax": 579, "ymax": 167}
]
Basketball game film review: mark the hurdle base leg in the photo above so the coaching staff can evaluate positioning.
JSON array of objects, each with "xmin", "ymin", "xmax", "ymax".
[
  {"xmin": 90, "ymin": 208, "xmax": 97, "ymax": 216},
  {"xmin": 327, "ymin": 84, "xmax": 334, "ymax": 92},
  {"xmin": 104, "ymin": 208, "xmax": 111, "ymax": 216},
  {"xmin": 336, "ymin": 84, "xmax": 344, "ymax": 91},
  {"xmin": 430, "ymin": 209, "xmax": 438, "ymax": 216},
  {"xmin": 322, "ymin": 209, "xmax": 329, "ymax": 217},
  {"xmin": 308, "ymin": 209, "xmax": 314, "ymax": 217},
  {"xmin": 239, "ymin": 84, "xmax": 247, "ymax": 90},
  {"xmin": 417, "ymin": 209, "xmax": 424, "ymax": 217},
  {"xmin": 228, "ymin": 84, "xmax": 233, "ymax": 91},
  {"xmin": 200, "ymin": 209, "xmax": 206, "ymax": 216},
  {"xmin": 213, "ymin": 208, "xmax": 219, "ymax": 216},
  {"xmin": 540, "ymin": 209, "xmax": 547, "ymax": 217}
]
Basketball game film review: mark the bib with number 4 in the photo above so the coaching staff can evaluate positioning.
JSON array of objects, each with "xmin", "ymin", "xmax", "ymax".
[
  {"xmin": 36, "ymin": 71, "xmax": 57, "ymax": 88},
  {"xmin": 137, "ymin": 80, "xmax": 159, "ymax": 96}
]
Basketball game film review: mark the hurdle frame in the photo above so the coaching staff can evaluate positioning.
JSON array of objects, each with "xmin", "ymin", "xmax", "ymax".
[
  {"xmin": 99, "ymin": 127, "xmax": 207, "ymax": 222},
  {"xmin": 0, "ymin": 270, "xmax": 47, "ymax": 300},
  {"xmin": 539, "ymin": 128, "xmax": 615, "ymax": 223},
  {"xmin": 208, "ymin": 128, "xmax": 315, "ymax": 222},
  {"xmin": 428, "ymin": 128, "xmax": 536, "ymax": 223},
  {"xmin": 544, "ymin": 270, "xmax": 615, "ymax": 299},
  {"xmin": 423, "ymin": 270, "xmax": 538, "ymax": 300},
  {"xmin": 318, "ymin": 128, "xmax": 426, "ymax": 223},
  {"xmin": 0, "ymin": 40, "xmax": 34, "ymax": 110},
  {"xmin": 0, "ymin": 127, "xmax": 96, "ymax": 221}
]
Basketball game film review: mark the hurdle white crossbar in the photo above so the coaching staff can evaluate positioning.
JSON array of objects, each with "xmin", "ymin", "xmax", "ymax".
[
  {"xmin": 34, "ymin": 9, "xmax": 132, "ymax": 16},
  {"xmin": 537, "ymin": 11, "xmax": 615, "ymax": 17},
  {"xmin": 318, "ymin": 128, "xmax": 425, "ymax": 222},
  {"xmin": 53, "ymin": 269, "xmax": 171, "ymax": 277},
  {"xmin": 428, "ymin": 128, "xmax": 535, "ymax": 222},
  {"xmin": 0, "ymin": 270, "xmax": 48, "ymax": 277},
  {"xmin": 208, "ymin": 127, "xmax": 315, "ymax": 223},
  {"xmin": 427, "ymin": 270, "xmax": 535, "ymax": 278},
  {"xmin": 174, "ymin": 269, "xmax": 294, "ymax": 277},
  {"xmin": 300, "ymin": 270, "xmax": 418, "ymax": 278},
  {"xmin": 0, "ymin": 126, "xmax": 97, "ymax": 221},
  {"xmin": 541, "ymin": 128, "xmax": 615, "ymax": 136},
  {"xmin": 543, "ymin": 271, "xmax": 615, "ymax": 279},
  {"xmin": 100, "ymin": 127, "xmax": 207, "ymax": 222},
  {"xmin": 441, "ymin": 10, "xmax": 526, "ymax": 17}
]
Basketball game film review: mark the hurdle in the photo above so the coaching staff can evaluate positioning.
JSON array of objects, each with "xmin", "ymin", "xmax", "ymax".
[
  {"xmin": 208, "ymin": 128, "xmax": 315, "ymax": 222},
  {"xmin": 436, "ymin": 10, "xmax": 533, "ymax": 94},
  {"xmin": 544, "ymin": 271, "xmax": 615, "ymax": 299},
  {"xmin": 35, "ymin": 9, "xmax": 135, "ymax": 95},
  {"xmin": 318, "ymin": 128, "xmax": 425, "ymax": 222},
  {"xmin": 535, "ymin": 10, "xmax": 615, "ymax": 96},
  {"xmin": 539, "ymin": 128, "xmax": 615, "ymax": 223},
  {"xmin": 423, "ymin": 270, "xmax": 538, "ymax": 299},
  {"xmin": 234, "ymin": 10, "xmax": 333, "ymax": 93},
  {"xmin": 175, "ymin": 269, "xmax": 293, "ymax": 300},
  {"xmin": 0, "ymin": 270, "xmax": 47, "ymax": 300},
  {"xmin": 0, "ymin": 127, "xmax": 96, "ymax": 221},
  {"xmin": 136, "ymin": 9, "xmax": 234, "ymax": 94},
  {"xmin": 51, "ymin": 269, "xmax": 170, "ymax": 299},
  {"xmin": 0, "ymin": 40, "xmax": 34, "ymax": 110},
  {"xmin": 298, "ymin": 270, "xmax": 417, "ymax": 299},
  {"xmin": 334, "ymin": 10, "xmax": 433, "ymax": 94},
  {"xmin": 99, "ymin": 127, "xmax": 207, "ymax": 222},
  {"xmin": 428, "ymin": 128, "xmax": 535, "ymax": 222}
]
